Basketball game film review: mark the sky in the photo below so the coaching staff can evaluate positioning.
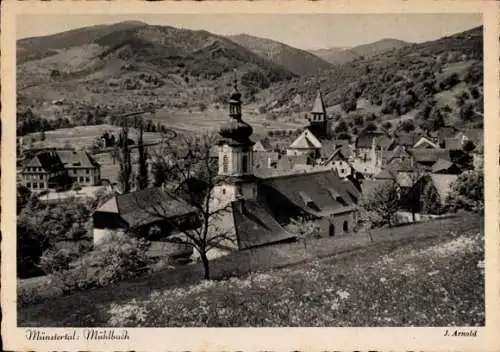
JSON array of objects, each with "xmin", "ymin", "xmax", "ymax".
[{"xmin": 17, "ymin": 13, "xmax": 482, "ymax": 50}]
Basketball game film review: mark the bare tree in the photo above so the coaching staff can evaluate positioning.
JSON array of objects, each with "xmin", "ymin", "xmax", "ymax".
[
  {"xmin": 144, "ymin": 132, "xmax": 234, "ymax": 280},
  {"xmin": 285, "ymin": 216, "xmax": 320, "ymax": 250}
]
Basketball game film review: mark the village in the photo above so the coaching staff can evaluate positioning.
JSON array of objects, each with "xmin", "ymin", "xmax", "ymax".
[
  {"xmin": 14, "ymin": 16, "xmax": 485, "ymax": 328},
  {"xmin": 17, "ymin": 79, "xmax": 483, "ymax": 269}
]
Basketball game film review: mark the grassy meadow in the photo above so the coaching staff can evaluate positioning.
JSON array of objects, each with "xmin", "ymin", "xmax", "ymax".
[{"xmin": 18, "ymin": 213, "xmax": 483, "ymax": 327}]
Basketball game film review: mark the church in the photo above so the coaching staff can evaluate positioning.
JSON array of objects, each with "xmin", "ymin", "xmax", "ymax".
[
  {"xmin": 205, "ymin": 81, "xmax": 361, "ymax": 259},
  {"xmin": 286, "ymin": 90, "xmax": 333, "ymax": 159}
]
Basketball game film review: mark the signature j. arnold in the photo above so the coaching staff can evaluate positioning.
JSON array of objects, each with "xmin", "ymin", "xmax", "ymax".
[{"xmin": 444, "ymin": 329, "xmax": 479, "ymax": 337}]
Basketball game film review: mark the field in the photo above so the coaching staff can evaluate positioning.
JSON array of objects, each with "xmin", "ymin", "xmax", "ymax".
[
  {"xmin": 18, "ymin": 213, "xmax": 483, "ymax": 327},
  {"xmin": 24, "ymin": 124, "xmax": 164, "ymax": 150}
]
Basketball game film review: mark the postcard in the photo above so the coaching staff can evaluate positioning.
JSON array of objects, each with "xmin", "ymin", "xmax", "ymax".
[{"xmin": 2, "ymin": 0, "xmax": 499, "ymax": 351}]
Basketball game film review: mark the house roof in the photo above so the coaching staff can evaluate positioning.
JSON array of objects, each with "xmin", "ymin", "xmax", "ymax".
[
  {"xmin": 320, "ymin": 139, "xmax": 337, "ymax": 158},
  {"xmin": 429, "ymin": 174, "xmax": 458, "ymax": 202},
  {"xmin": 254, "ymin": 139, "xmax": 273, "ymax": 152},
  {"xmin": 431, "ymin": 158, "xmax": 455, "ymax": 173},
  {"xmin": 436, "ymin": 127, "xmax": 459, "ymax": 141},
  {"xmin": 386, "ymin": 157, "xmax": 415, "ymax": 173},
  {"xmin": 395, "ymin": 131, "xmax": 424, "ymax": 148},
  {"xmin": 459, "ymin": 128, "xmax": 484, "ymax": 147},
  {"xmin": 289, "ymin": 129, "xmax": 322, "ymax": 150},
  {"xmin": 311, "ymin": 90, "xmax": 327, "ymax": 115},
  {"xmin": 408, "ymin": 148, "xmax": 451, "ymax": 164},
  {"xmin": 95, "ymin": 187, "xmax": 197, "ymax": 228},
  {"xmin": 253, "ymin": 151, "xmax": 279, "ymax": 169},
  {"xmin": 56, "ymin": 150, "xmax": 101, "ymax": 169},
  {"xmin": 387, "ymin": 145, "xmax": 410, "ymax": 162},
  {"xmin": 443, "ymin": 138, "xmax": 463, "ymax": 151},
  {"xmin": 24, "ymin": 151, "xmax": 65, "ymax": 173},
  {"xmin": 413, "ymin": 136, "xmax": 439, "ymax": 149},
  {"xmin": 323, "ymin": 147, "xmax": 350, "ymax": 165},
  {"xmin": 260, "ymin": 170, "xmax": 358, "ymax": 217},
  {"xmin": 232, "ymin": 199, "xmax": 296, "ymax": 249},
  {"xmin": 374, "ymin": 169, "xmax": 394, "ymax": 180},
  {"xmin": 356, "ymin": 133, "xmax": 376, "ymax": 149},
  {"xmin": 376, "ymin": 135, "xmax": 395, "ymax": 150}
]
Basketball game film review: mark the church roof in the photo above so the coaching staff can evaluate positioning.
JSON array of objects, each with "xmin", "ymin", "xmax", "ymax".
[
  {"xmin": 260, "ymin": 170, "xmax": 359, "ymax": 217},
  {"xmin": 312, "ymin": 90, "xmax": 327, "ymax": 115},
  {"xmin": 289, "ymin": 129, "xmax": 322, "ymax": 149},
  {"xmin": 232, "ymin": 199, "xmax": 296, "ymax": 249}
]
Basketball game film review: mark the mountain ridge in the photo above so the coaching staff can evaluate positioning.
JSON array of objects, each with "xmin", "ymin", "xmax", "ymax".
[{"xmin": 227, "ymin": 33, "xmax": 332, "ymax": 76}]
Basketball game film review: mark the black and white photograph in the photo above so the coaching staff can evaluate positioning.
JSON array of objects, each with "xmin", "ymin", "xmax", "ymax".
[{"xmin": 2, "ymin": 1, "xmax": 498, "ymax": 350}]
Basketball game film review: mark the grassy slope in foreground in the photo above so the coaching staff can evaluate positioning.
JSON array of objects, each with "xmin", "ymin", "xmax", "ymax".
[{"xmin": 18, "ymin": 213, "xmax": 484, "ymax": 327}]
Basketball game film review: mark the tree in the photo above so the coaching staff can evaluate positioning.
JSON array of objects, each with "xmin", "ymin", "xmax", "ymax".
[
  {"xmin": 116, "ymin": 127, "xmax": 133, "ymax": 193},
  {"xmin": 459, "ymin": 103, "xmax": 475, "ymax": 122},
  {"xmin": 420, "ymin": 182, "xmax": 443, "ymax": 215},
  {"xmin": 398, "ymin": 119, "xmax": 416, "ymax": 133},
  {"xmin": 445, "ymin": 170, "xmax": 484, "ymax": 213},
  {"xmin": 285, "ymin": 216, "xmax": 320, "ymax": 250},
  {"xmin": 335, "ymin": 120, "xmax": 349, "ymax": 134},
  {"xmin": 362, "ymin": 180, "xmax": 400, "ymax": 228},
  {"xmin": 136, "ymin": 121, "xmax": 149, "ymax": 190},
  {"xmin": 147, "ymin": 133, "xmax": 235, "ymax": 280}
]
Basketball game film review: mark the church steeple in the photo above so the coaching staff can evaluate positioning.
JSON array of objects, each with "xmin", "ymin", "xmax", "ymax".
[
  {"xmin": 229, "ymin": 79, "xmax": 242, "ymax": 119},
  {"xmin": 308, "ymin": 89, "xmax": 329, "ymax": 139},
  {"xmin": 217, "ymin": 78, "xmax": 255, "ymax": 179}
]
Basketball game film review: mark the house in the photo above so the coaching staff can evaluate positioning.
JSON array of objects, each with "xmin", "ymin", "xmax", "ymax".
[
  {"xmin": 321, "ymin": 147, "xmax": 354, "ymax": 178},
  {"xmin": 413, "ymin": 136, "xmax": 439, "ymax": 149},
  {"xmin": 408, "ymin": 148, "xmax": 451, "ymax": 168},
  {"xmin": 21, "ymin": 151, "xmax": 71, "ymax": 192},
  {"xmin": 20, "ymin": 150, "xmax": 101, "ymax": 192},
  {"xmin": 442, "ymin": 137, "xmax": 464, "ymax": 151},
  {"xmin": 253, "ymin": 150, "xmax": 280, "ymax": 170},
  {"xmin": 402, "ymin": 174, "xmax": 458, "ymax": 214},
  {"xmin": 431, "ymin": 158, "xmax": 462, "ymax": 174},
  {"xmin": 409, "ymin": 148, "xmax": 469, "ymax": 170},
  {"xmin": 56, "ymin": 150, "xmax": 101, "ymax": 186},
  {"xmin": 385, "ymin": 145, "xmax": 415, "ymax": 172},
  {"xmin": 395, "ymin": 131, "xmax": 425, "ymax": 149},
  {"xmin": 92, "ymin": 187, "xmax": 199, "ymax": 246},
  {"xmin": 253, "ymin": 139, "xmax": 273, "ymax": 152}
]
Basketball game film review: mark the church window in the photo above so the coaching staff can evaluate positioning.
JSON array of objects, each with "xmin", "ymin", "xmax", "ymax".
[
  {"xmin": 222, "ymin": 188, "xmax": 226, "ymax": 195},
  {"xmin": 343, "ymin": 221, "xmax": 349, "ymax": 233},
  {"xmin": 329, "ymin": 223, "xmax": 335, "ymax": 237},
  {"xmin": 222, "ymin": 155, "xmax": 229, "ymax": 173},
  {"xmin": 242, "ymin": 154, "xmax": 248, "ymax": 173}
]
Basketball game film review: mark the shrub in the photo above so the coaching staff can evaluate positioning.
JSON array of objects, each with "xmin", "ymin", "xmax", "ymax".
[
  {"xmin": 55, "ymin": 233, "xmax": 152, "ymax": 293},
  {"xmin": 445, "ymin": 170, "xmax": 484, "ymax": 213},
  {"xmin": 459, "ymin": 103, "xmax": 475, "ymax": 122}
]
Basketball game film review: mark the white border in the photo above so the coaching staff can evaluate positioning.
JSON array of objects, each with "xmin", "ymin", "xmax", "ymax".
[{"xmin": 2, "ymin": 1, "xmax": 499, "ymax": 351}]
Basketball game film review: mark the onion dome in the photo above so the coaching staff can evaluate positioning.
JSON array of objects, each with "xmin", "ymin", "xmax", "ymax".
[
  {"xmin": 219, "ymin": 119, "xmax": 253, "ymax": 142},
  {"xmin": 218, "ymin": 78, "xmax": 254, "ymax": 145}
]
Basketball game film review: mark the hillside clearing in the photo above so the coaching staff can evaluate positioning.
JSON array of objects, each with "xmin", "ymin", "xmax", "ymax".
[{"xmin": 18, "ymin": 213, "xmax": 483, "ymax": 327}]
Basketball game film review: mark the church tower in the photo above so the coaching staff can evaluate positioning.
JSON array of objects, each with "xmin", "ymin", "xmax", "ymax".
[
  {"xmin": 308, "ymin": 90, "xmax": 330, "ymax": 139},
  {"xmin": 213, "ymin": 79, "xmax": 257, "ymax": 208}
]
